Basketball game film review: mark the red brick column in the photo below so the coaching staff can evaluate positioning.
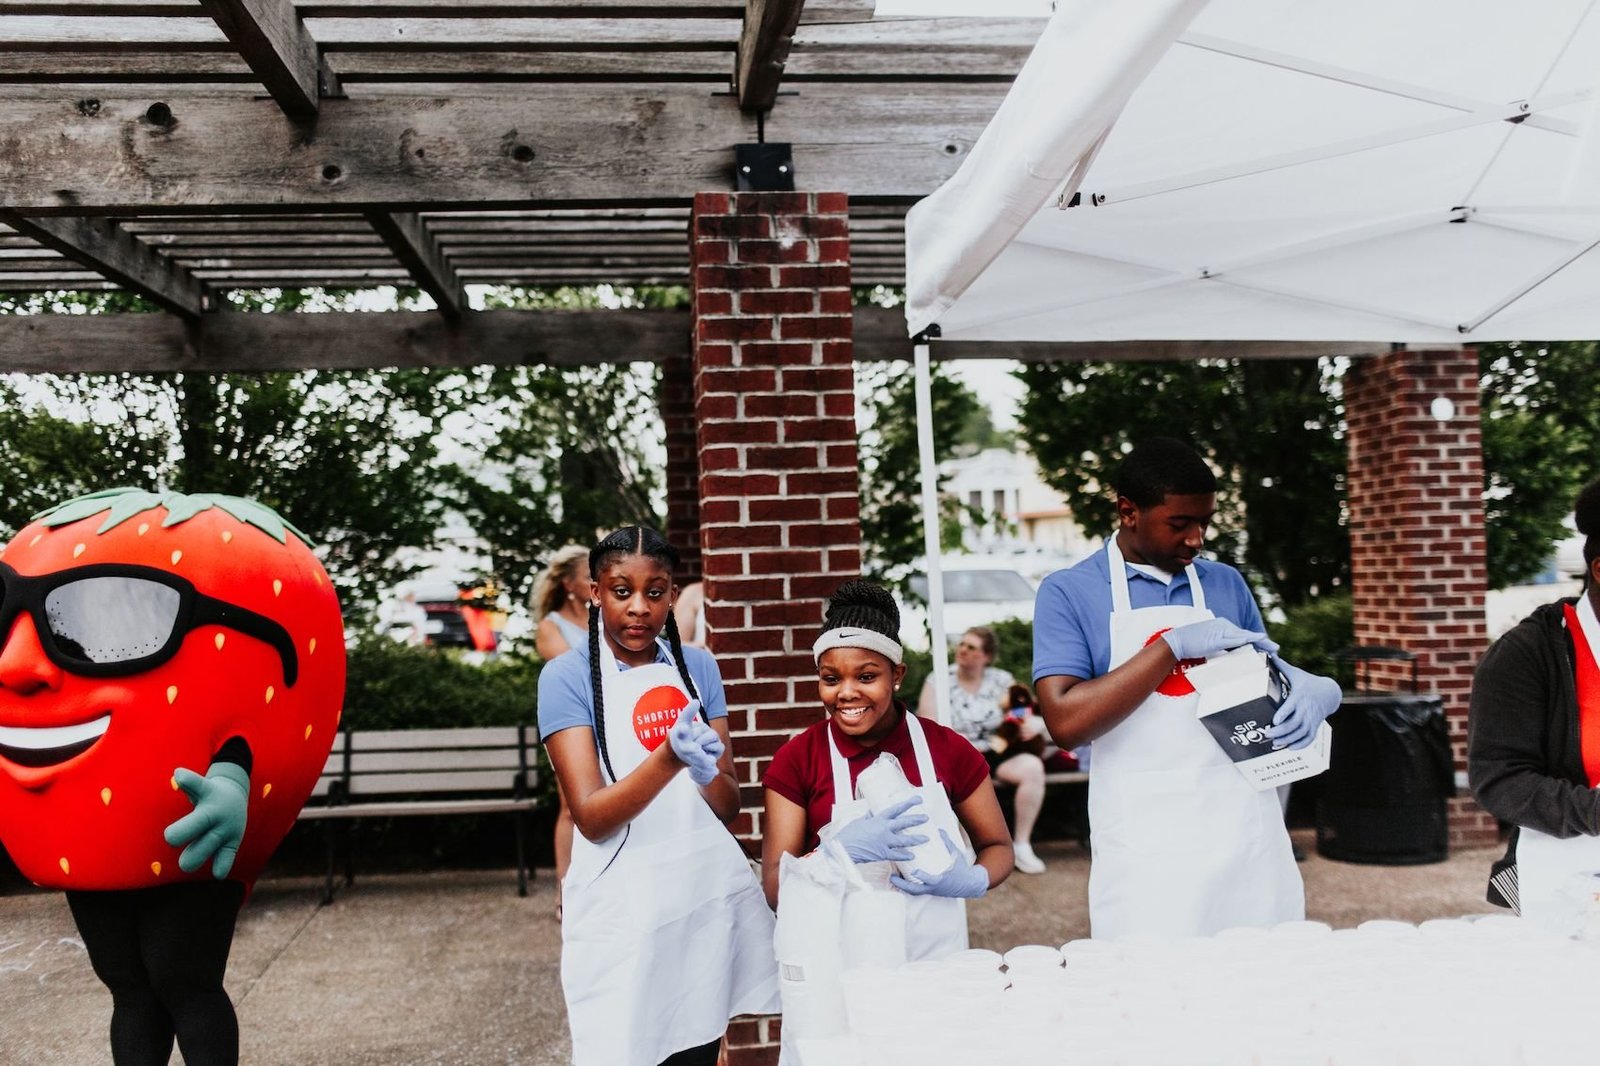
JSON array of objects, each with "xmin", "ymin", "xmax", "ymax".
[
  {"xmin": 660, "ymin": 347, "xmax": 702, "ymax": 581},
  {"xmin": 690, "ymin": 191, "xmax": 859, "ymax": 1066},
  {"xmin": 1345, "ymin": 347, "xmax": 1496, "ymax": 849}
]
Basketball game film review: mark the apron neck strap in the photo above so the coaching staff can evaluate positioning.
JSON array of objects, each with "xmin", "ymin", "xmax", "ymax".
[
  {"xmin": 826, "ymin": 706, "xmax": 937, "ymax": 805},
  {"xmin": 826, "ymin": 721, "xmax": 853, "ymax": 807},
  {"xmin": 1106, "ymin": 537, "xmax": 1206, "ymax": 613},
  {"xmin": 903, "ymin": 709, "xmax": 938, "ymax": 783}
]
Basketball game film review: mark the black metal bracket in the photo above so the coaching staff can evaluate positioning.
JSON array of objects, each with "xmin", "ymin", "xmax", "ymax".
[{"xmin": 734, "ymin": 143, "xmax": 795, "ymax": 191}]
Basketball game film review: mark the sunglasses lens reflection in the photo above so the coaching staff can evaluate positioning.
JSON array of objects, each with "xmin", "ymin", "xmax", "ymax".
[{"xmin": 44, "ymin": 577, "xmax": 182, "ymax": 664}]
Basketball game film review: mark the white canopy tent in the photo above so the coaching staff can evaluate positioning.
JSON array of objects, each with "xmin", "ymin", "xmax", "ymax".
[
  {"xmin": 902, "ymin": 0, "xmax": 1600, "ymax": 721},
  {"xmin": 907, "ymin": 0, "xmax": 1600, "ymax": 343}
]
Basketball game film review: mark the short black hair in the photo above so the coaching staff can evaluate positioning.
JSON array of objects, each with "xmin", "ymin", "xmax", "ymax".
[
  {"xmin": 1576, "ymin": 476, "xmax": 1600, "ymax": 578},
  {"xmin": 1114, "ymin": 437, "xmax": 1217, "ymax": 508}
]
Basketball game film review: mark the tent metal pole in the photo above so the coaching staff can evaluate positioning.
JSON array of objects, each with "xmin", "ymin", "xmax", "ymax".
[{"xmin": 913, "ymin": 337, "xmax": 952, "ymax": 726}]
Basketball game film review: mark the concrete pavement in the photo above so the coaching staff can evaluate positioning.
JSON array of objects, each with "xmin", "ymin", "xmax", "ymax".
[{"xmin": 1, "ymin": 830, "xmax": 1502, "ymax": 1065}]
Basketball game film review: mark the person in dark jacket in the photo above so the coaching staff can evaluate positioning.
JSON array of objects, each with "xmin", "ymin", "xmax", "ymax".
[{"xmin": 1468, "ymin": 476, "xmax": 1600, "ymax": 910}]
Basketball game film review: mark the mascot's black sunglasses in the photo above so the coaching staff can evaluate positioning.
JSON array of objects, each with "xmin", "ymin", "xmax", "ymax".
[{"xmin": 0, "ymin": 562, "xmax": 298, "ymax": 686}]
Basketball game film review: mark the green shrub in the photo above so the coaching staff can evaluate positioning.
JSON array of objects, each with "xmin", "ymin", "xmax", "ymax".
[
  {"xmin": 1266, "ymin": 592, "xmax": 1353, "ymax": 680},
  {"xmin": 341, "ymin": 638, "xmax": 543, "ymax": 731}
]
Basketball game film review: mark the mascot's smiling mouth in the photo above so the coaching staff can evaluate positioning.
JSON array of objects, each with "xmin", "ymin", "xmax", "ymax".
[{"xmin": 0, "ymin": 715, "xmax": 111, "ymax": 768}]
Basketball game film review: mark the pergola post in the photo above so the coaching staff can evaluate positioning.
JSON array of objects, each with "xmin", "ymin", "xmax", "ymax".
[
  {"xmin": 1345, "ymin": 347, "xmax": 1498, "ymax": 849},
  {"xmin": 688, "ymin": 189, "xmax": 859, "ymax": 1065}
]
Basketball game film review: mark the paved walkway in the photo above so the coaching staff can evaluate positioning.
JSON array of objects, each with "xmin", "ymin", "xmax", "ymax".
[{"xmin": 1, "ymin": 830, "xmax": 1500, "ymax": 1065}]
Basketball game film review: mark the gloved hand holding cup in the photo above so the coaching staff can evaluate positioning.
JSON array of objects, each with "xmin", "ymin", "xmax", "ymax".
[
  {"xmin": 831, "ymin": 795, "xmax": 929, "ymax": 864},
  {"xmin": 1267, "ymin": 657, "xmax": 1342, "ymax": 750},
  {"xmin": 889, "ymin": 830, "xmax": 989, "ymax": 899}
]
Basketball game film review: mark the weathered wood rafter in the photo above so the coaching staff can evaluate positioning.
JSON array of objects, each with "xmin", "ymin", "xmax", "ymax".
[
  {"xmin": 0, "ymin": 85, "xmax": 1002, "ymax": 212},
  {"xmin": 736, "ymin": 0, "xmax": 806, "ymax": 111},
  {"xmin": 200, "ymin": 0, "xmax": 328, "ymax": 117},
  {"xmin": 364, "ymin": 211, "xmax": 464, "ymax": 320},
  {"xmin": 0, "ymin": 305, "xmax": 1389, "ymax": 373},
  {"xmin": 0, "ymin": 213, "xmax": 207, "ymax": 317}
]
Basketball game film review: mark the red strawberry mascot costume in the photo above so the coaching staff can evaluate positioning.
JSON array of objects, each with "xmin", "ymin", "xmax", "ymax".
[{"xmin": 0, "ymin": 488, "xmax": 345, "ymax": 1065}]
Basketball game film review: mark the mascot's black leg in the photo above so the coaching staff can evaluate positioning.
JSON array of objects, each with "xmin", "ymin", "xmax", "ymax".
[
  {"xmin": 65, "ymin": 889, "xmax": 177, "ymax": 1066},
  {"xmin": 140, "ymin": 880, "xmax": 246, "ymax": 1066}
]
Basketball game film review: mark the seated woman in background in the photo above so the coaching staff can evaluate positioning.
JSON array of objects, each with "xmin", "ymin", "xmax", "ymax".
[
  {"xmin": 763, "ymin": 581, "xmax": 1014, "ymax": 960},
  {"xmin": 1469, "ymin": 475, "xmax": 1600, "ymax": 919},
  {"xmin": 919, "ymin": 626, "xmax": 1049, "ymax": 874}
]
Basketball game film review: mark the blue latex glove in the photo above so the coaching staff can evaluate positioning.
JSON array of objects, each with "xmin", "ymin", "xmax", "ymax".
[
  {"xmin": 1161, "ymin": 618, "xmax": 1277, "ymax": 662},
  {"xmin": 164, "ymin": 761, "xmax": 250, "ymax": 879},
  {"xmin": 668, "ymin": 700, "xmax": 724, "ymax": 786},
  {"xmin": 890, "ymin": 830, "xmax": 989, "ymax": 899},
  {"xmin": 1267, "ymin": 657, "xmax": 1342, "ymax": 750},
  {"xmin": 831, "ymin": 795, "xmax": 929, "ymax": 864}
]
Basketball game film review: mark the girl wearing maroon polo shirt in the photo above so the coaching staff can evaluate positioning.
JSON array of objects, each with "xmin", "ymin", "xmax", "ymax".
[{"xmin": 762, "ymin": 580, "xmax": 1013, "ymax": 959}]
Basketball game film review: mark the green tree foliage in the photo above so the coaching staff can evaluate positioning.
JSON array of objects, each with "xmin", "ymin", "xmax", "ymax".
[
  {"xmin": 1017, "ymin": 358, "xmax": 1345, "ymax": 608},
  {"xmin": 0, "ymin": 289, "xmax": 469, "ymax": 620},
  {"xmin": 446, "ymin": 286, "xmax": 672, "ymax": 608},
  {"xmin": 856, "ymin": 360, "xmax": 982, "ymax": 595},
  {"xmin": 1480, "ymin": 340, "xmax": 1600, "ymax": 588}
]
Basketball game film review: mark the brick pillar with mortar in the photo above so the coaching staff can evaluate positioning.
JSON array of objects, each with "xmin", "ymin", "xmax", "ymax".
[
  {"xmin": 1345, "ymin": 347, "xmax": 1497, "ymax": 849},
  {"xmin": 689, "ymin": 190, "xmax": 860, "ymax": 1066},
  {"xmin": 661, "ymin": 347, "xmax": 703, "ymax": 582}
]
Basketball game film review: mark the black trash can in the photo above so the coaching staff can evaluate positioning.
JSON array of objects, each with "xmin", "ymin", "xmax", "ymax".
[{"xmin": 1315, "ymin": 650, "xmax": 1456, "ymax": 865}]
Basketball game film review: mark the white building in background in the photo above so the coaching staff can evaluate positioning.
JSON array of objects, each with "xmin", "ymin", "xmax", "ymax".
[{"xmin": 941, "ymin": 447, "xmax": 1096, "ymax": 562}]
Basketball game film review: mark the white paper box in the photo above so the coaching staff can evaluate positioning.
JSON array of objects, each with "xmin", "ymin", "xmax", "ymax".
[{"xmin": 1186, "ymin": 646, "xmax": 1332, "ymax": 791}]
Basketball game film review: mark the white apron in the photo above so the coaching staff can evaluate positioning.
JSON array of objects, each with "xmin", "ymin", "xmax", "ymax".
[
  {"xmin": 561, "ymin": 638, "xmax": 779, "ymax": 1066},
  {"xmin": 1517, "ymin": 594, "xmax": 1600, "ymax": 935},
  {"xmin": 823, "ymin": 710, "xmax": 969, "ymax": 962},
  {"xmin": 1088, "ymin": 539, "xmax": 1303, "ymax": 940}
]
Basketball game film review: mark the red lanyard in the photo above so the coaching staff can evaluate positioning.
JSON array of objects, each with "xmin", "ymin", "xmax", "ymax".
[{"xmin": 1562, "ymin": 601, "xmax": 1600, "ymax": 789}]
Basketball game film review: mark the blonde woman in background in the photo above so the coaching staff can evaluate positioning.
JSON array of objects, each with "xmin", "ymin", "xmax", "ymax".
[{"xmin": 532, "ymin": 545, "xmax": 591, "ymax": 920}]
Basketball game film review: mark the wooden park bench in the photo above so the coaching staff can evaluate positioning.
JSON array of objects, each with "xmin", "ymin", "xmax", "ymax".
[
  {"xmin": 298, "ymin": 725, "xmax": 543, "ymax": 904},
  {"xmin": 990, "ymin": 766, "xmax": 1091, "ymax": 844}
]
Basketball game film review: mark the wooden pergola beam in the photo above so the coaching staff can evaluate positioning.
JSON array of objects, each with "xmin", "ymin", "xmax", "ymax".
[
  {"xmin": 0, "ymin": 86, "xmax": 1002, "ymax": 211},
  {"xmin": 736, "ymin": 0, "xmax": 805, "ymax": 111},
  {"xmin": 0, "ymin": 213, "xmax": 207, "ymax": 318},
  {"xmin": 0, "ymin": 305, "xmax": 1392, "ymax": 374},
  {"xmin": 364, "ymin": 211, "xmax": 464, "ymax": 321},
  {"xmin": 198, "ymin": 0, "xmax": 326, "ymax": 119}
]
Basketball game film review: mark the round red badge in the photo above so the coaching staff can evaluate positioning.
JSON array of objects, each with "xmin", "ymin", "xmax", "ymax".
[
  {"xmin": 632, "ymin": 685, "xmax": 690, "ymax": 751},
  {"xmin": 1144, "ymin": 628, "xmax": 1202, "ymax": 697}
]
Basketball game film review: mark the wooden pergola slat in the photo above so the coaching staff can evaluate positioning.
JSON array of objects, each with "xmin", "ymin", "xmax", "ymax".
[{"xmin": 0, "ymin": 212, "xmax": 207, "ymax": 317}]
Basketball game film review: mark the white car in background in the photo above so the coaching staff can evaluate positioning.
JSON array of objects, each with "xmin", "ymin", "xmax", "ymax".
[{"xmin": 899, "ymin": 555, "xmax": 1045, "ymax": 650}]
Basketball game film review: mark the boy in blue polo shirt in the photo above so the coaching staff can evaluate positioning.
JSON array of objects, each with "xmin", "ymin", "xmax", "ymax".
[{"xmin": 1033, "ymin": 437, "xmax": 1341, "ymax": 939}]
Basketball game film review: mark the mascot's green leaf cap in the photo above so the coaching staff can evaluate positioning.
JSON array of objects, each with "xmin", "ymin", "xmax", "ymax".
[{"xmin": 31, "ymin": 488, "xmax": 312, "ymax": 546}]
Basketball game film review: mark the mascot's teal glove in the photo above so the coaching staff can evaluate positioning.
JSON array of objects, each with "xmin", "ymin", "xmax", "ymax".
[
  {"xmin": 1161, "ymin": 618, "xmax": 1276, "ymax": 662},
  {"xmin": 668, "ymin": 700, "xmax": 725, "ymax": 786},
  {"xmin": 890, "ymin": 830, "xmax": 989, "ymax": 899},
  {"xmin": 164, "ymin": 761, "xmax": 250, "ymax": 879},
  {"xmin": 1268, "ymin": 657, "xmax": 1342, "ymax": 750},
  {"xmin": 831, "ymin": 795, "xmax": 928, "ymax": 864}
]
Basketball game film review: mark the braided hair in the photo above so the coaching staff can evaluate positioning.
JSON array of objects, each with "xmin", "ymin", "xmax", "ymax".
[
  {"xmin": 811, "ymin": 578, "xmax": 905, "ymax": 666},
  {"xmin": 586, "ymin": 525, "xmax": 702, "ymax": 783}
]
